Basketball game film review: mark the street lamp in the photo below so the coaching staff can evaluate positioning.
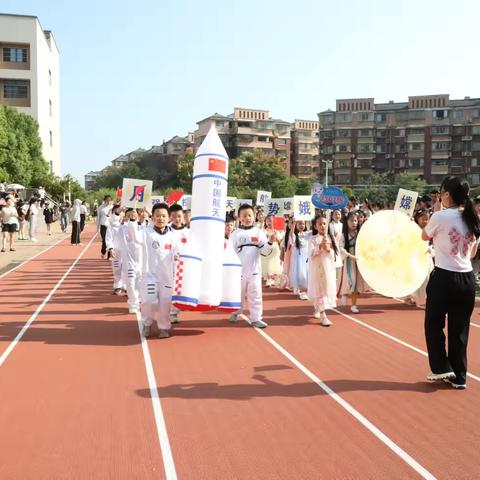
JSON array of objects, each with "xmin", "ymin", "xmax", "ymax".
[{"xmin": 322, "ymin": 159, "xmax": 333, "ymax": 187}]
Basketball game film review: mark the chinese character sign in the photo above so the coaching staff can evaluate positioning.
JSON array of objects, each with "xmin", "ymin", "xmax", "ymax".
[
  {"xmin": 394, "ymin": 188, "xmax": 418, "ymax": 218},
  {"xmin": 226, "ymin": 197, "xmax": 236, "ymax": 212},
  {"xmin": 151, "ymin": 195, "xmax": 165, "ymax": 206},
  {"xmin": 293, "ymin": 195, "xmax": 315, "ymax": 221},
  {"xmin": 281, "ymin": 198, "xmax": 293, "ymax": 215},
  {"xmin": 265, "ymin": 199, "xmax": 281, "ymax": 216},
  {"xmin": 121, "ymin": 178, "xmax": 153, "ymax": 208},
  {"xmin": 256, "ymin": 190, "xmax": 272, "ymax": 207},
  {"xmin": 179, "ymin": 194, "xmax": 192, "ymax": 210}
]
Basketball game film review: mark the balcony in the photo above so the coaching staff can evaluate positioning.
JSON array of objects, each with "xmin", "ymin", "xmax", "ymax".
[{"xmin": 462, "ymin": 136, "xmax": 473, "ymax": 141}]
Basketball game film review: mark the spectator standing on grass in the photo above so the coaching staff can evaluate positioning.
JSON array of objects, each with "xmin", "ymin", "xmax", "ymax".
[
  {"xmin": 43, "ymin": 202, "xmax": 55, "ymax": 236},
  {"xmin": 28, "ymin": 197, "xmax": 40, "ymax": 242},
  {"xmin": 1, "ymin": 195, "xmax": 19, "ymax": 252}
]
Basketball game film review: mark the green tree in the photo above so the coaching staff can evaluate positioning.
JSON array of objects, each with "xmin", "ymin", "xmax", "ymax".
[{"xmin": 176, "ymin": 152, "xmax": 195, "ymax": 191}]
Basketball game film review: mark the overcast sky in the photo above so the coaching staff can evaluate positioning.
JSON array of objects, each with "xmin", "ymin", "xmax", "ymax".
[{"xmin": 2, "ymin": 0, "xmax": 480, "ymax": 184}]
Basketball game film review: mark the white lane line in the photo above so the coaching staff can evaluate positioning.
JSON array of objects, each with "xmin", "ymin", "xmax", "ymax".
[
  {"xmin": 135, "ymin": 312, "xmax": 177, "ymax": 480},
  {"xmin": 0, "ymin": 234, "xmax": 97, "ymax": 368},
  {"xmin": 331, "ymin": 308, "xmax": 480, "ymax": 383},
  {"xmin": 0, "ymin": 236, "xmax": 67, "ymax": 280},
  {"xmin": 393, "ymin": 297, "xmax": 480, "ymax": 329},
  {"xmin": 252, "ymin": 324, "xmax": 436, "ymax": 480}
]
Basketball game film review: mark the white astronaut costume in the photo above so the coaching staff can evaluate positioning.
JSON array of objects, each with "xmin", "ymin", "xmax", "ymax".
[
  {"xmin": 105, "ymin": 213, "xmax": 125, "ymax": 291},
  {"xmin": 140, "ymin": 225, "xmax": 179, "ymax": 331},
  {"xmin": 121, "ymin": 220, "xmax": 146, "ymax": 311},
  {"xmin": 229, "ymin": 226, "xmax": 273, "ymax": 325}
]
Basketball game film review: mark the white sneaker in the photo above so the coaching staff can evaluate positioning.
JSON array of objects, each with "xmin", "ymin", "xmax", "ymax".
[
  {"xmin": 427, "ymin": 371, "xmax": 455, "ymax": 382},
  {"xmin": 313, "ymin": 311, "xmax": 321, "ymax": 319},
  {"xmin": 299, "ymin": 292, "xmax": 308, "ymax": 300},
  {"xmin": 265, "ymin": 279, "xmax": 272, "ymax": 287},
  {"xmin": 229, "ymin": 313, "xmax": 239, "ymax": 323},
  {"xmin": 158, "ymin": 329, "xmax": 170, "ymax": 339},
  {"xmin": 31, "ymin": 238, "xmax": 38, "ymax": 243},
  {"xmin": 443, "ymin": 378, "xmax": 467, "ymax": 389},
  {"xmin": 252, "ymin": 319, "xmax": 268, "ymax": 328},
  {"xmin": 321, "ymin": 315, "xmax": 332, "ymax": 327},
  {"xmin": 341, "ymin": 295, "xmax": 347, "ymax": 306},
  {"xmin": 350, "ymin": 305, "xmax": 359, "ymax": 314},
  {"xmin": 170, "ymin": 312, "xmax": 179, "ymax": 324},
  {"xmin": 129, "ymin": 305, "xmax": 139, "ymax": 314},
  {"xmin": 293, "ymin": 287, "xmax": 299, "ymax": 295}
]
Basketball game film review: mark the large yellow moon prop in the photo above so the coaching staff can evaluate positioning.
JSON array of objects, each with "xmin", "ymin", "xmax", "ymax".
[{"xmin": 356, "ymin": 210, "xmax": 431, "ymax": 298}]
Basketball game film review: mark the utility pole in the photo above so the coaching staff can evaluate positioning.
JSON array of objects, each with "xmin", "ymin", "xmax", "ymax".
[{"xmin": 322, "ymin": 159, "xmax": 333, "ymax": 187}]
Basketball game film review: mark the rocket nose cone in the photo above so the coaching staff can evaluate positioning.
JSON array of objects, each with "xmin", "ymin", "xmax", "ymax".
[{"xmin": 197, "ymin": 125, "xmax": 229, "ymax": 159}]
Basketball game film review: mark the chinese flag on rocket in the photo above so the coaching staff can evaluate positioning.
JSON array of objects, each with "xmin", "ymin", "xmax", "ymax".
[{"xmin": 208, "ymin": 157, "xmax": 226, "ymax": 174}]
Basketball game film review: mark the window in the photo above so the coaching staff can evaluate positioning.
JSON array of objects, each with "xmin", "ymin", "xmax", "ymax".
[
  {"xmin": 49, "ymin": 99, "xmax": 52, "ymax": 116},
  {"xmin": 359, "ymin": 129, "xmax": 373, "ymax": 137},
  {"xmin": 49, "ymin": 131, "xmax": 53, "ymax": 147},
  {"xmin": 257, "ymin": 136, "xmax": 269, "ymax": 142},
  {"xmin": 359, "ymin": 112, "xmax": 373, "ymax": 122},
  {"xmin": 359, "ymin": 143, "xmax": 374, "ymax": 153},
  {"xmin": 432, "ymin": 159, "xmax": 448, "ymax": 166},
  {"xmin": 468, "ymin": 174, "xmax": 480, "ymax": 185},
  {"xmin": 409, "ymin": 159, "xmax": 424, "ymax": 168},
  {"xmin": 408, "ymin": 128, "xmax": 424, "ymax": 135},
  {"xmin": 432, "ymin": 126, "xmax": 449, "ymax": 135},
  {"xmin": 3, "ymin": 80, "xmax": 29, "ymax": 98},
  {"xmin": 396, "ymin": 129, "xmax": 406, "ymax": 137},
  {"xmin": 472, "ymin": 158, "xmax": 479, "ymax": 167},
  {"xmin": 432, "ymin": 142, "xmax": 450, "ymax": 150},
  {"xmin": 376, "ymin": 129, "xmax": 386, "ymax": 137},
  {"xmin": 320, "ymin": 130, "xmax": 333, "ymax": 139},
  {"xmin": 322, "ymin": 145, "xmax": 333, "ymax": 154},
  {"xmin": 453, "ymin": 126, "xmax": 465, "ymax": 135},
  {"xmin": 473, "ymin": 109, "xmax": 480, "ymax": 118},
  {"xmin": 433, "ymin": 110, "xmax": 448, "ymax": 119},
  {"xmin": 408, "ymin": 143, "xmax": 424, "ymax": 151},
  {"xmin": 336, "ymin": 113, "xmax": 352, "ymax": 123},
  {"xmin": 473, "ymin": 142, "xmax": 480, "ymax": 151},
  {"xmin": 452, "ymin": 110, "xmax": 463, "ymax": 120},
  {"xmin": 396, "ymin": 112, "xmax": 408, "ymax": 122},
  {"xmin": 408, "ymin": 111, "xmax": 425, "ymax": 120},
  {"xmin": 376, "ymin": 113, "xmax": 387, "ymax": 122},
  {"xmin": 320, "ymin": 114, "xmax": 334, "ymax": 125},
  {"xmin": 472, "ymin": 126, "xmax": 480, "ymax": 135},
  {"xmin": 335, "ymin": 144, "xmax": 350, "ymax": 153},
  {"xmin": 277, "ymin": 138, "xmax": 287, "ymax": 145},
  {"xmin": 452, "ymin": 142, "xmax": 463, "ymax": 151},
  {"xmin": 336, "ymin": 159, "xmax": 350, "ymax": 168},
  {"xmin": 450, "ymin": 158, "xmax": 464, "ymax": 167},
  {"xmin": 3, "ymin": 47, "xmax": 28, "ymax": 63},
  {"xmin": 336, "ymin": 129, "xmax": 350, "ymax": 137},
  {"xmin": 376, "ymin": 144, "xmax": 386, "ymax": 153},
  {"xmin": 216, "ymin": 121, "xmax": 225, "ymax": 127},
  {"xmin": 394, "ymin": 144, "xmax": 406, "ymax": 153}
]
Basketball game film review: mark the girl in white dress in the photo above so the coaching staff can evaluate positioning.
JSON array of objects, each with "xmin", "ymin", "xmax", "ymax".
[
  {"xmin": 261, "ymin": 215, "xmax": 284, "ymax": 286},
  {"xmin": 308, "ymin": 215, "xmax": 338, "ymax": 326},
  {"xmin": 337, "ymin": 211, "xmax": 367, "ymax": 313},
  {"xmin": 290, "ymin": 220, "xmax": 310, "ymax": 300}
]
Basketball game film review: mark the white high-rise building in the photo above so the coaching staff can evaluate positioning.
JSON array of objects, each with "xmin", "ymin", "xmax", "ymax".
[{"xmin": 0, "ymin": 13, "xmax": 61, "ymax": 175}]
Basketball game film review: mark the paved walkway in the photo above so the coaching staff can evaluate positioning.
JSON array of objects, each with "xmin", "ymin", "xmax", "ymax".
[{"xmin": 0, "ymin": 214, "xmax": 91, "ymax": 276}]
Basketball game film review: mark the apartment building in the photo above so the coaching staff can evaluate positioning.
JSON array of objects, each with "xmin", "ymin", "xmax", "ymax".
[
  {"xmin": 194, "ymin": 107, "xmax": 292, "ymax": 174},
  {"xmin": 0, "ymin": 13, "xmax": 61, "ymax": 175},
  {"xmin": 318, "ymin": 95, "xmax": 480, "ymax": 186},
  {"xmin": 290, "ymin": 120, "xmax": 320, "ymax": 178}
]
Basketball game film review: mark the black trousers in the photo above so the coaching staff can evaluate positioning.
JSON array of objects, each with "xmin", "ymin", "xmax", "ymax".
[
  {"xmin": 80, "ymin": 214, "xmax": 86, "ymax": 232},
  {"xmin": 71, "ymin": 220, "xmax": 81, "ymax": 245},
  {"xmin": 100, "ymin": 225, "xmax": 108, "ymax": 255},
  {"xmin": 425, "ymin": 267, "xmax": 475, "ymax": 385}
]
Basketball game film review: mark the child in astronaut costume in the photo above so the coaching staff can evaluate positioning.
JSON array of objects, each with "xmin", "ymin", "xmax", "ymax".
[
  {"xmin": 229, "ymin": 204, "xmax": 276, "ymax": 328},
  {"xmin": 120, "ymin": 208, "xmax": 145, "ymax": 314},
  {"xmin": 105, "ymin": 205, "xmax": 125, "ymax": 295},
  {"xmin": 168, "ymin": 203, "xmax": 190, "ymax": 324},
  {"xmin": 139, "ymin": 203, "xmax": 180, "ymax": 339}
]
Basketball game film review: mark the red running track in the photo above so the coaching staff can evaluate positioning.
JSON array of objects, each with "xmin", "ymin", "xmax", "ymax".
[{"xmin": 0, "ymin": 228, "xmax": 479, "ymax": 479}]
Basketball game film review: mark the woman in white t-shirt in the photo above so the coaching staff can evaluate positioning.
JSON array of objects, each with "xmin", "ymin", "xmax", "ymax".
[
  {"xmin": 422, "ymin": 176, "xmax": 480, "ymax": 389},
  {"xmin": 1, "ymin": 196, "xmax": 19, "ymax": 252}
]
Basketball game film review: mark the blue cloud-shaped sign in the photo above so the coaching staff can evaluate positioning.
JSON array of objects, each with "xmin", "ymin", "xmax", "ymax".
[{"xmin": 311, "ymin": 184, "xmax": 348, "ymax": 210}]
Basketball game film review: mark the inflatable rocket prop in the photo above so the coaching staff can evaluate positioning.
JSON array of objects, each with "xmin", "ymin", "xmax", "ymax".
[{"xmin": 172, "ymin": 126, "xmax": 242, "ymax": 312}]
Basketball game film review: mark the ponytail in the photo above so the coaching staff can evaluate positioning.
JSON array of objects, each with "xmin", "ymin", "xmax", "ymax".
[
  {"xmin": 441, "ymin": 176, "xmax": 480, "ymax": 238},
  {"xmin": 463, "ymin": 196, "xmax": 480, "ymax": 239}
]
